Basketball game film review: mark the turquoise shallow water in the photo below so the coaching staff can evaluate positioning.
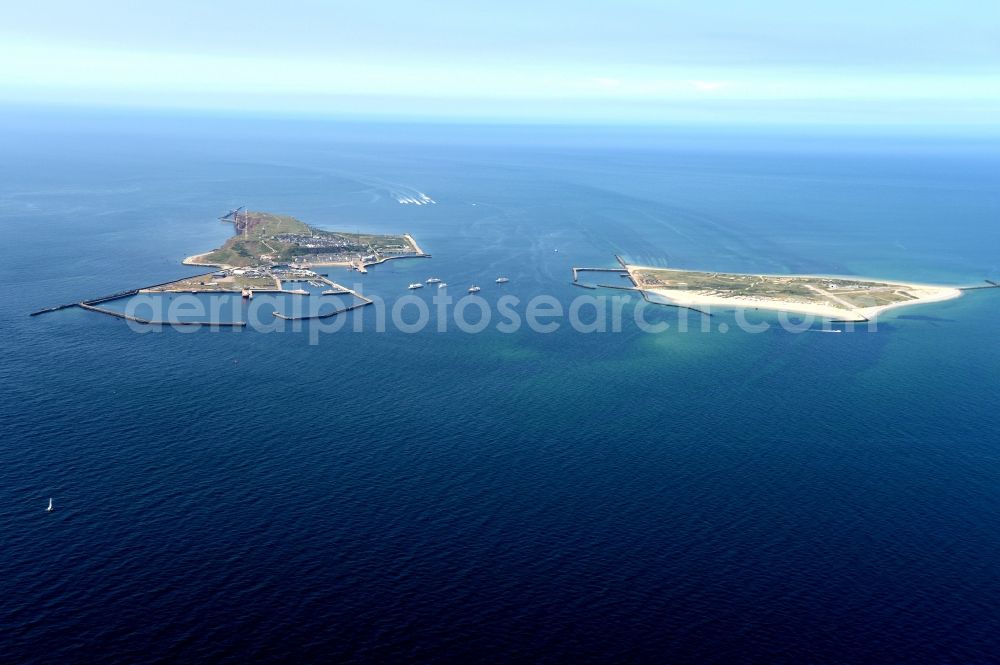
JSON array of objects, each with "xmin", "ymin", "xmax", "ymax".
[{"xmin": 1, "ymin": 112, "xmax": 999, "ymax": 662}]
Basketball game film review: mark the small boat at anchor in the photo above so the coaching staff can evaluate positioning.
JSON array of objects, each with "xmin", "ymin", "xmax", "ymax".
[
  {"xmin": 496, "ymin": 277, "xmax": 509, "ymax": 284},
  {"xmin": 408, "ymin": 283, "xmax": 424, "ymax": 290},
  {"xmin": 468, "ymin": 285, "xmax": 481, "ymax": 293},
  {"xmin": 426, "ymin": 277, "xmax": 442, "ymax": 284},
  {"xmin": 438, "ymin": 283, "xmax": 448, "ymax": 288}
]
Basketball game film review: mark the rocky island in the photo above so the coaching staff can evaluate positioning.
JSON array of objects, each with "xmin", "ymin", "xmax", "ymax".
[
  {"xmin": 183, "ymin": 208, "xmax": 427, "ymax": 271},
  {"xmin": 30, "ymin": 208, "xmax": 429, "ymax": 324}
]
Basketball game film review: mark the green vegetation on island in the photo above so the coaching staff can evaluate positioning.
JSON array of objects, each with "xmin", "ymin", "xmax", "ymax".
[
  {"xmin": 184, "ymin": 210, "xmax": 424, "ymax": 268},
  {"xmin": 574, "ymin": 258, "xmax": 964, "ymax": 321},
  {"xmin": 626, "ymin": 265, "xmax": 961, "ymax": 320}
]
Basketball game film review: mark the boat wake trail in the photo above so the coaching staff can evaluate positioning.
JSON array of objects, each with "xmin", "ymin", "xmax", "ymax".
[{"xmin": 394, "ymin": 190, "xmax": 436, "ymax": 206}]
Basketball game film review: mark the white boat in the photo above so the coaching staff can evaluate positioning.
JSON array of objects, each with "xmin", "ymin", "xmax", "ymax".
[
  {"xmin": 425, "ymin": 277, "xmax": 442, "ymax": 284},
  {"xmin": 438, "ymin": 283, "xmax": 448, "ymax": 288},
  {"xmin": 241, "ymin": 288, "xmax": 253, "ymax": 299},
  {"xmin": 408, "ymin": 283, "xmax": 424, "ymax": 290},
  {"xmin": 46, "ymin": 498, "xmax": 53, "ymax": 513},
  {"xmin": 468, "ymin": 285, "xmax": 481, "ymax": 293},
  {"xmin": 496, "ymin": 277, "xmax": 509, "ymax": 284}
]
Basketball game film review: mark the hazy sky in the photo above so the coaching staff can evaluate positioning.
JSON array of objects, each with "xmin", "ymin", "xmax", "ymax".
[{"xmin": 2, "ymin": 1, "xmax": 998, "ymax": 124}]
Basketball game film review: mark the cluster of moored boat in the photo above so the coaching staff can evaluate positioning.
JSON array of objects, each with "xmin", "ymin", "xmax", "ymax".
[{"xmin": 408, "ymin": 276, "xmax": 509, "ymax": 293}]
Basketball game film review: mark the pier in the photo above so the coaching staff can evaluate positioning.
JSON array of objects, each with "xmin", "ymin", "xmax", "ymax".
[
  {"xmin": 83, "ymin": 289, "xmax": 140, "ymax": 306},
  {"xmin": 32, "ymin": 270, "xmax": 245, "ymax": 325},
  {"xmin": 959, "ymin": 280, "xmax": 1000, "ymax": 291},
  {"xmin": 638, "ymin": 290, "xmax": 713, "ymax": 317},
  {"xmin": 353, "ymin": 252, "xmax": 432, "ymax": 274},
  {"xmin": 572, "ymin": 261, "xmax": 631, "ymax": 291},
  {"xmin": 571, "ymin": 256, "xmax": 641, "ymax": 292},
  {"xmin": 79, "ymin": 302, "xmax": 144, "ymax": 322},
  {"xmin": 78, "ymin": 303, "xmax": 246, "ymax": 327},
  {"xmin": 572, "ymin": 266, "xmax": 628, "ymax": 282},
  {"xmin": 572, "ymin": 258, "xmax": 715, "ymax": 317},
  {"xmin": 272, "ymin": 301, "xmax": 372, "ymax": 321},
  {"xmin": 30, "ymin": 271, "xmax": 218, "ymax": 317},
  {"xmin": 29, "ymin": 302, "xmax": 83, "ymax": 316},
  {"xmin": 271, "ymin": 278, "xmax": 374, "ymax": 320},
  {"xmin": 596, "ymin": 283, "xmax": 640, "ymax": 292},
  {"xmin": 42, "ymin": 272, "xmax": 373, "ymax": 327}
]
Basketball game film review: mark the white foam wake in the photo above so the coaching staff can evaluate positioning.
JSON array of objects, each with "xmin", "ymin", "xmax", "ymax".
[{"xmin": 396, "ymin": 192, "xmax": 436, "ymax": 205}]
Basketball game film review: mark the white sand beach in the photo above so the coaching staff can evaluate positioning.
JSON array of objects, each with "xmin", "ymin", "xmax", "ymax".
[{"xmin": 628, "ymin": 264, "xmax": 963, "ymax": 321}]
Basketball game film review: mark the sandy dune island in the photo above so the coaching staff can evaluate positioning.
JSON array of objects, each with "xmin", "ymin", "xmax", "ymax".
[{"xmin": 625, "ymin": 264, "xmax": 962, "ymax": 321}]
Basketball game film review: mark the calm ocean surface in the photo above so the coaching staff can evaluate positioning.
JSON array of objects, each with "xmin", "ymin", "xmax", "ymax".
[{"xmin": 2, "ymin": 111, "xmax": 999, "ymax": 663}]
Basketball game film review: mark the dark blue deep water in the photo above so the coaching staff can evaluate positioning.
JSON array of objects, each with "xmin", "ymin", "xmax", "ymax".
[{"xmin": 2, "ymin": 111, "xmax": 999, "ymax": 663}]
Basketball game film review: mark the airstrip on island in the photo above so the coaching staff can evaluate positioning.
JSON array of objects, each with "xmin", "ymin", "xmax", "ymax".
[{"xmin": 572, "ymin": 256, "xmax": 991, "ymax": 322}]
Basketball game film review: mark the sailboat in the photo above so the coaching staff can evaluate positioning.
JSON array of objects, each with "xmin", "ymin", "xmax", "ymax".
[{"xmin": 46, "ymin": 498, "xmax": 53, "ymax": 512}]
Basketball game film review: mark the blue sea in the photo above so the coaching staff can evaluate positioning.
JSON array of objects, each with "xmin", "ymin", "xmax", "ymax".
[{"xmin": 2, "ymin": 109, "xmax": 999, "ymax": 663}]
